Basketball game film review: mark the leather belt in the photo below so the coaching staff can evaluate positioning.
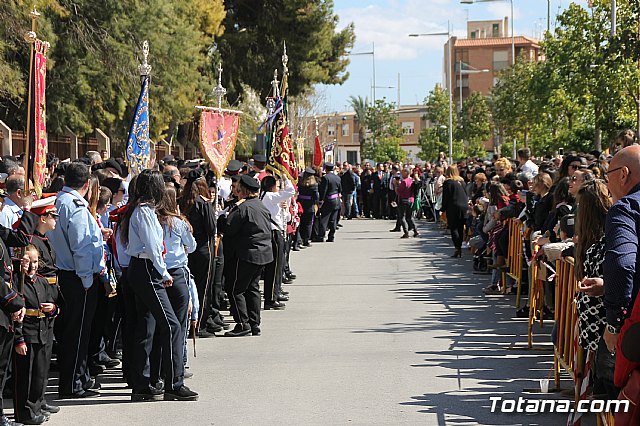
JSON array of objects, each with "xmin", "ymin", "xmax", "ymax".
[{"xmin": 25, "ymin": 309, "xmax": 45, "ymax": 318}]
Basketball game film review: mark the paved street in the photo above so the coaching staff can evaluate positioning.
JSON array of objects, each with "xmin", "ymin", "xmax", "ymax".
[{"xmin": 45, "ymin": 218, "xmax": 574, "ymax": 425}]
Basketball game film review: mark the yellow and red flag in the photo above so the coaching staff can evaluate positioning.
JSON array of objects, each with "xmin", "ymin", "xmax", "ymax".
[
  {"xmin": 26, "ymin": 38, "xmax": 49, "ymax": 197},
  {"xmin": 200, "ymin": 110, "xmax": 241, "ymax": 179}
]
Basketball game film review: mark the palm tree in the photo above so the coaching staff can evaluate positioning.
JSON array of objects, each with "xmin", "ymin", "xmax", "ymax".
[{"xmin": 348, "ymin": 95, "xmax": 369, "ymax": 154}]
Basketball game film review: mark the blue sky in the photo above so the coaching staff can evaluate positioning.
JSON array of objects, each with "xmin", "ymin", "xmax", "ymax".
[{"xmin": 316, "ymin": 0, "xmax": 590, "ymax": 112}]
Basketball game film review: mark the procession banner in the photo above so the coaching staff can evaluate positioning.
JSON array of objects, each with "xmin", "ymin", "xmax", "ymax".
[
  {"xmin": 126, "ymin": 75, "xmax": 150, "ymax": 175},
  {"xmin": 324, "ymin": 143, "xmax": 334, "ymax": 165},
  {"xmin": 199, "ymin": 110, "xmax": 241, "ymax": 179},
  {"xmin": 26, "ymin": 39, "xmax": 49, "ymax": 197},
  {"xmin": 296, "ymin": 137, "xmax": 305, "ymax": 172},
  {"xmin": 313, "ymin": 134, "xmax": 323, "ymax": 168}
]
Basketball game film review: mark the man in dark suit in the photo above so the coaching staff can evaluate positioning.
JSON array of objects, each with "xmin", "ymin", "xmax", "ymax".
[
  {"xmin": 340, "ymin": 162, "xmax": 357, "ymax": 219},
  {"xmin": 361, "ymin": 163, "xmax": 373, "ymax": 218},
  {"xmin": 314, "ymin": 163, "xmax": 342, "ymax": 242},
  {"xmin": 370, "ymin": 163, "xmax": 390, "ymax": 219}
]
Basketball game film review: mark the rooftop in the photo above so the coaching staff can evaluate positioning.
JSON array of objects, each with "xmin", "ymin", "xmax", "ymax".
[{"xmin": 454, "ymin": 36, "xmax": 539, "ymax": 48}]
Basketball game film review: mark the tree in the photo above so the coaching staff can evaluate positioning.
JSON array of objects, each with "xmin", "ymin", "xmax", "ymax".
[
  {"xmin": 361, "ymin": 99, "xmax": 406, "ymax": 163},
  {"xmin": 348, "ymin": 95, "xmax": 368, "ymax": 152},
  {"xmin": 457, "ymin": 92, "xmax": 490, "ymax": 158},
  {"xmin": 216, "ymin": 0, "xmax": 355, "ymax": 103},
  {"xmin": 418, "ymin": 86, "xmax": 463, "ymax": 161}
]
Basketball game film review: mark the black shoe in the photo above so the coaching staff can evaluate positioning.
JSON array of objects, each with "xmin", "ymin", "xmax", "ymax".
[
  {"xmin": 184, "ymin": 371, "xmax": 193, "ymax": 379},
  {"xmin": 326, "ymin": 238, "xmax": 334, "ymax": 242},
  {"xmin": 41, "ymin": 403, "xmax": 60, "ymax": 414},
  {"xmin": 282, "ymin": 277, "xmax": 293, "ymax": 284},
  {"xmin": 286, "ymin": 273, "xmax": 297, "ymax": 280},
  {"xmin": 516, "ymin": 306, "xmax": 530, "ymax": 318},
  {"xmin": 164, "ymin": 385, "xmax": 198, "ymax": 401},
  {"xmin": 196, "ymin": 329, "xmax": 216, "ymax": 338},
  {"xmin": 205, "ymin": 323, "xmax": 223, "ymax": 333},
  {"xmin": 277, "ymin": 294, "xmax": 289, "ymax": 302},
  {"xmin": 389, "ymin": 228, "xmax": 401, "ymax": 232},
  {"xmin": 337, "ymin": 224, "xmax": 343, "ymax": 228},
  {"xmin": 97, "ymin": 358, "xmax": 120, "ymax": 369},
  {"xmin": 264, "ymin": 301, "xmax": 286, "ymax": 310},
  {"xmin": 401, "ymin": 232, "xmax": 410, "ymax": 239},
  {"xmin": 131, "ymin": 386, "xmax": 164, "ymax": 402},
  {"xmin": 58, "ymin": 389, "xmax": 100, "ymax": 399},
  {"xmin": 83, "ymin": 378, "xmax": 101, "ymax": 391},
  {"xmin": 20, "ymin": 415, "xmax": 47, "ymax": 425},
  {"xmin": 88, "ymin": 364, "xmax": 105, "ymax": 377},
  {"xmin": 303, "ymin": 241, "xmax": 311, "ymax": 247},
  {"xmin": 107, "ymin": 350, "xmax": 123, "ymax": 361},
  {"xmin": 413, "ymin": 230, "xmax": 419, "ymax": 237},
  {"xmin": 224, "ymin": 323, "xmax": 251, "ymax": 337},
  {"xmin": 251, "ymin": 326, "xmax": 261, "ymax": 336},
  {"xmin": 311, "ymin": 238, "xmax": 324, "ymax": 243}
]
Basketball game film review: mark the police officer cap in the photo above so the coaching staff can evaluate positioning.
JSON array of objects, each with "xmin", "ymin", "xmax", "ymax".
[
  {"xmin": 239, "ymin": 174, "xmax": 260, "ymax": 191},
  {"xmin": 226, "ymin": 160, "xmax": 243, "ymax": 174},
  {"xmin": 304, "ymin": 167, "xmax": 316, "ymax": 175},
  {"xmin": 103, "ymin": 159, "xmax": 123, "ymax": 176},
  {"xmin": 186, "ymin": 168, "xmax": 204, "ymax": 183},
  {"xmin": 253, "ymin": 154, "xmax": 267, "ymax": 164},
  {"xmin": 324, "ymin": 162, "xmax": 335, "ymax": 171},
  {"xmin": 231, "ymin": 174, "xmax": 242, "ymax": 183}
]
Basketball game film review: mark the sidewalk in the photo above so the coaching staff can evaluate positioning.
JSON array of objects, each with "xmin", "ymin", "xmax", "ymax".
[{"xmin": 43, "ymin": 218, "xmax": 576, "ymax": 425}]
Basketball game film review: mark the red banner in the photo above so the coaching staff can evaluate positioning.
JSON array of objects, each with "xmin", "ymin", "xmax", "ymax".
[
  {"xmin": 199, "ymin": 110, "xmax": 240, "ymax": 179},
  {"xmin": 313, "ymin": 134, "xmax": 322, "ymax": 168},
  {"xmin": 267, "ymin": 112, "xmax": 298, "ymax": 183},
  {"xmin": 28, "ymin": 39, "xmax": 49, "ymax": 197}
]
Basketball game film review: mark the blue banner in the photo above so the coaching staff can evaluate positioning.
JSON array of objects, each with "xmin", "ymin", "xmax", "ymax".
[{"xmin": 126, "ymin": 75, "xmax": 150, "ymax": 175}]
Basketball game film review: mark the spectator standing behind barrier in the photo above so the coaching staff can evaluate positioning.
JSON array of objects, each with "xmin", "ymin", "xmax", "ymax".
[
  {"xmin": 441, "ymin": 165, "xmax": 468, "ymax": 258},
  {"xmin": 599, "ymin": 146, "xmax": 640, "ymax": 389},
  {"xmin": 574, "ymin": 180, "xmax": 615, "ymax": 398}
]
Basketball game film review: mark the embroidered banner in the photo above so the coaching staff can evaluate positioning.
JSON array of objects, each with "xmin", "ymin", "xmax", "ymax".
[
  {"xmin": 126, "ymin": 75, "xmax": 150, "ymax": 175},
  {"xmin": 200, "ymin": 110, "xmax": 240, "ymax": 179},
  {"xmin": 267, "ymin": 109, "xmax": 298, "ymax": 183},
  {"xmin": 296, "ymin": 137, "xmax": 305, "ymax": 172},
  {"xmin": 324, "ymin": 143, "xmax": 334, "ymax": 165},
  {"xmin": 27, "ymin": 39, "xmax": 49, "ymax": 197},
  {"xmin": 313, "ymin": 134, "xmax": 322, "ymax": 168}
]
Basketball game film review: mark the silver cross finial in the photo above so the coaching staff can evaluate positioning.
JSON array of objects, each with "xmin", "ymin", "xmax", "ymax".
[
  {"xmin": 212, "ymin": 62, "xmax": 227, "ymax": 112},
  {"xmin": 138, "ymin": 40, "xmax": 152, "ymax": 76}
]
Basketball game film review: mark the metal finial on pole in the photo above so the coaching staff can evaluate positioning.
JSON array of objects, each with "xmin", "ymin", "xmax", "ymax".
[
  {"xmin": 212, "ymin": 62, "xmax": 227, "ymax": 113},
  {"xmin": 315, "ymin": 117, "xmax": 319, "ymax": 137},
  {"xmin": 138, "ymin": 40, "xmax": 152, "ymax": 76},
  {"xmin": 271, "ymin": 69, "xmax": 280, "ymax": 97},
  {"xmin": 282, "ymin": 41, "xmax": 289, "ymax": 74}
]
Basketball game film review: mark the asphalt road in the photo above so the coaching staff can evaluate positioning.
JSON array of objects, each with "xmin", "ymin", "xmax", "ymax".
[{"xmin": 41, "ymin": 218, "xmax": 579, "ymax": 425}]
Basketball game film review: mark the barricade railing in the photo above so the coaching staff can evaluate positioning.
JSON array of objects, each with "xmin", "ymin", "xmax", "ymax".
[
  {"xmin": 504, "ymin": 218, "xmax": 524, "ymax": 307},
  {"xmin": 527, "ymin": 244, "xmax": 547, "ymax": 349},
  {"xmin": 553, "ymin": 256, "xmax": 584, "ymax": 394}
]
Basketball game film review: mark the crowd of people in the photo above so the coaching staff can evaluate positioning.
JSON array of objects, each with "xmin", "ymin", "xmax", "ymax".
[
  {"xmin": 0, "ymin": 136, "xmax": 638, "ymax": 423},
  {"xmin": 0, "ymin": 150, "xmax": 364, "ymax": 425}
]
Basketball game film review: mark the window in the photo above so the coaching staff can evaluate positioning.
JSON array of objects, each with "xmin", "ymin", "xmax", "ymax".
[
  {"xmin": 342, "ymin": 123, "xmax": 349, "ymax": 137},
  {"xmin": 347, "ymin": 151, "xmax": 358, "ymax": 165},
  {"xmin": 470, "ymin": 31, "xmax": 477, "ymax": 39},
  {"xmin": 492, "ymin": 23, "xmax": 500, "ymax": 37},
  {"xmin": 493, "ymin": 50, "xmax": 509, "ymax": 71},
  {"xmin": 402, "ymin": 122, "xmax": 415, "ymax": 135},
  {"xmin": 328, "ymin": 124, "xmax": 336, "ymax": 136}
]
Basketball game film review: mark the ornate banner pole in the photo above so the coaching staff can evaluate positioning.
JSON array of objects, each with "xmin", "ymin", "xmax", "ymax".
[{"xmin": 23, "ymin": 6, "xmax": 40, "ymax": 194}]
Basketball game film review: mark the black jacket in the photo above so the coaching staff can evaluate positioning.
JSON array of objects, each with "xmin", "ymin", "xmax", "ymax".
[
  {"xmin": 319, "ymin": 173, "xmax": 342, "ymax": 202},
  {"xmin": 186, "ymin": 197, "xmax": 216, "ymax": 248},
  {"xmin": 340, "ymin": 171, "xmax": 356, "ymax": 194},
  {"xmin": 298, "ymin": 184, "xmax": 319, "ymax": 210},
  {"xmin": 13, "ymin": 274, "xmax": 57, "ymax": 346},
  {"xmin": 441, "ymin": 179, "xmax": 468, "ymax": 214},
  {"xmin": 222, "ymin": 197, "xmax": 274, "ymax": 265},
  {"xmin": 371, "ymin": 171, "xmax": 390, "ymax": 192}
]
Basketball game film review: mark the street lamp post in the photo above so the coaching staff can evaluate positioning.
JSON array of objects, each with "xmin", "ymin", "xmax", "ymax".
[
  {"xmin": 458, "ymin": 60, "xmax": 490, "ymax": 111},
  {"xmin": 349, "ymin": 43, "xmax": 376, "ymax": 103},
  {"xmin": 462, "ymin": 0, "xmax": 516, "ymax": 158},
  {"xmin": 409, "ymin": 21, "xmax": 454, "ymax": 165}
]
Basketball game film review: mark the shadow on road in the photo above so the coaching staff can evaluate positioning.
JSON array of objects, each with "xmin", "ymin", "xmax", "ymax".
[{"xmin": 352, "ymin": 220, "xmax": 575, "ymax": 426}]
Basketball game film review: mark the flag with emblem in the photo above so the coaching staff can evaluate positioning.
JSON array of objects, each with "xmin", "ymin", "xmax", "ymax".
[
  {"xmin": 200, "ymin": 110, "xmax": 241, "ymax": 179},
  {"xmin": 126, "ymin": 41, "xmax": 152, "ymax": 176}
]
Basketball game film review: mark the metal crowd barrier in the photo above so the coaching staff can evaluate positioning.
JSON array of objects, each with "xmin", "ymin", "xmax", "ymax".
[
  {"xmin": 553, "ymin": 256, "xmax": 584, "ymax": 393},
  {"xmin": 504, "ymin": 218, "xmax": 524, "ymax": 308},
  {"xmin": 527, "ymin": 244, "xmax": 546, "ymax": 349}
]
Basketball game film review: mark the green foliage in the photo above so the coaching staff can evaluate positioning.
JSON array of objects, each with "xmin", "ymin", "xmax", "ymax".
[
  {"xmin": 216, "ymin": 0, "xmax": 355, "ymax": 103},
  {"xmin": 360, "ymin": 99, "xmax": 405, "ymax": 163},
  {"xmin": 457, "ymin": 92, "xmax": 490, "ymax": 158},
  {"xmin": 418, "ymin": 86, "xmax": 464, "ymax": 161}
]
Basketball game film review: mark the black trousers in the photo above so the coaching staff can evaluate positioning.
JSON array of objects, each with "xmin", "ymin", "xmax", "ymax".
[
  {"xmin": 13, "ymin": 340, "xmax": 48, "ymax": 422},
  {"xmin": 150, "ymin": 266, "xmax": 190, "ymax": 384},
  {"xmin": 363, "ymin": 191, "xmax": 372, "ymax": 218},
  {"xmin": 398, "ymin": 200, "xmax": 416, "ymax": 232},
  {"xmin": 372, "ymin": 191, "xmax": 388, "ymax": 219},
  {"xmin": 264, "ymin": 231, "xmax": 285, "ymax": 303},
  {"xmin": 119, "ymin": 267, "xmax": 137, "ymax": 387},
  {"xmin": 212, "ymin": 240, "xmax": 225, "ymax": 321},
  {"xmin": 318, "ymin": 201, "xmax": 340, "ymax": 240},
  {"xmin": 448, "ymin": 210, "xmax": 466, "ymax": 250},
  {"xmin": 88, "ymin": 279, "xmax": 110, "ymax": 366},
  {"xmin": 127, "ymin": 257, "xmax": 184, "ymax": 392},
  {"xmin": 299, "ymin": 210, "xmax": 314, "ymax": 244},
  {"xmin": 223, "ymin": 257, "xmax": 263, "ymax": 327},
  {"xmin": 56, "ymin": 271, "xmax": 97, "ymax": 395},
  {"xmin": 189, "ymin": 242, "xmax": 221, "ymax": 331},
  {"xmin": 0, "ymin": 326, "xmax": 13, "ymax": 415}
]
